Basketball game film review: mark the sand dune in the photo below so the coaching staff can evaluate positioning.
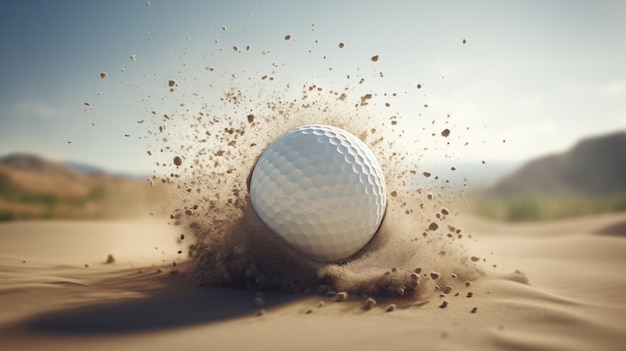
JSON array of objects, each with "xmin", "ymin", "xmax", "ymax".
[{"xmin": 1, "ymin": 215, "xmax": 625, "ymax": 351}]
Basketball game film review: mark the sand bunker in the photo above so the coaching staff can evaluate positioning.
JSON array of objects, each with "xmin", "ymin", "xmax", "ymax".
[{"xmin": 2, "ymin": 215, "xmax": 625, "ymax": 351}]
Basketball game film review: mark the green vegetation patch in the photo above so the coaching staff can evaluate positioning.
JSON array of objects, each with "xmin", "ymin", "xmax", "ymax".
[{"xmin": 469, "ymin": 193, "xmax": 626, "ymax": 222}]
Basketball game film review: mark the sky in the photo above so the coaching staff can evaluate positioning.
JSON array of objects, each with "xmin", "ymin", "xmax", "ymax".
[{"xmin": 0, "ymin": 0, "xmax": 625, "ymax": 175}]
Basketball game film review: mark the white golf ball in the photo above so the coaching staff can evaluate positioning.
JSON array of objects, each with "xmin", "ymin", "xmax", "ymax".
[{"xmin": 249, "ymin": 124, "xmax": 386, "ymax": 262}]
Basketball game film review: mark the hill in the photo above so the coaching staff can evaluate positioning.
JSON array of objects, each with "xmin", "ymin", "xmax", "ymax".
[
  {"xmin": 471, "ymin": 131, "xmax": 626, "ymax": 221},
  {"xmin": 486, "ymin": 131, "xmax": 626, "ymax": 196},
  {"xmin": 0, "ymin": 153, "xmax": 170, "ymax": 220}
]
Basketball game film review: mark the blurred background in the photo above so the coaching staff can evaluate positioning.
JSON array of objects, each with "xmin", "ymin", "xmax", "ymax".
[{"xmin": 0, "ymin": 0, "xmax": 624, "ymax": 222}]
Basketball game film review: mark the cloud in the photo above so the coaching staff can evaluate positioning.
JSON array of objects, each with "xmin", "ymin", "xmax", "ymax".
[
  {"xmin": 514, "ymin": 92, "xmax": 547, "ymax": 111},
  {"xmin": 10, "ymin": 101, "xmax": 65, "ymax": 119},
  {"xmin": 565, "ymin": 80, "xmax": 626, "ymax": 100},
  {"xmin": 600, "ymin": 81, "xmax": 626, "ymax": 99}
]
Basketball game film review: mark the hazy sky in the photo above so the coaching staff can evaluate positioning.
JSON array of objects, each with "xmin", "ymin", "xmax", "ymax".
[{"xmin": 1, "ymin": 0, "xmax": 625, "ymax": 174}]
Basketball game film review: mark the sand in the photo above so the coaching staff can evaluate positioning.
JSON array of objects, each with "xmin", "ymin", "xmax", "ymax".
[
  {"xmin": 4, "ymin": 3, "xmax": 624, "ymax": 349},
  {"xmin": 1, "ymin": 214, "xmax": 625, "ymax": 351}
]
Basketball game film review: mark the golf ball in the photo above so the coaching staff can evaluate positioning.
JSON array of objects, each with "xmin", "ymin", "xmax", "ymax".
[{"xmin": 249, "ymin": 124, "xmax": 386, "ymax": 262}]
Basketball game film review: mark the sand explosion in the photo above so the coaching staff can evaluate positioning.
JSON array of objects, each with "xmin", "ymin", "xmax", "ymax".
[{"xmin": 142, "ymin": 31, "xmax": 488, "ymax": 304}]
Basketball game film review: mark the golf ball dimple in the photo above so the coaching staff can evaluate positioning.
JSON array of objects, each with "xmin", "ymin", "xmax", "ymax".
[{"xmin": 249, "ymin": 124, "xmax": 386, "ymax": 262}]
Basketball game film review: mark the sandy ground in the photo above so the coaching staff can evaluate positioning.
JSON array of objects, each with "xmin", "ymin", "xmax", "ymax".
[{"xmin": 1, "ymin": 215, "xmax": 625, "ymax": 351}]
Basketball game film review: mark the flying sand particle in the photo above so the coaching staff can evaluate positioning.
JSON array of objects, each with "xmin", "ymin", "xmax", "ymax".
[
  {"xmin": 359, "ymin": 93, "xmax": 373, "ymax": 106},
  {"xmin": 254, "ymin": 297, "xmax": 264, "ymax": 307},
  {"xmin": 100, "ymin": 72, "xmax": 108, "ymax": 79},
  {"xmin": 233, "ymin": 245, "xmax": 247, "ymax": 256},
  {"xmin": 371, "ymin": 55, "xmax": 379, "ymax": 62}
]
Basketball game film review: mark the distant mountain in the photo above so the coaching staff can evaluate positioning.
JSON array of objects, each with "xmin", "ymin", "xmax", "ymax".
[
  {"xmin": 62, "ymin": 161, "xmax": 147, "ymax": 179},
  {"xmin": 485, "ymin": 131, "xmax": 626, "ymax": 196},
  {"xmin": 62, "ymin": 161, "xmax": 107, "ymax": 175},
  {"xmin": 1, "ymin": 153, "xmax": 81, "ymax": 177},
  {"xmin": 422, "ymin": 160, "xmax": 518, "ymax": 191},
  {"xmin": 0, "ymin": 153, "xmax": 144, "ymax": 179},
  {"xmin": 0, "ymin": 153, "xmax": 168, "ymax": 220}
]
